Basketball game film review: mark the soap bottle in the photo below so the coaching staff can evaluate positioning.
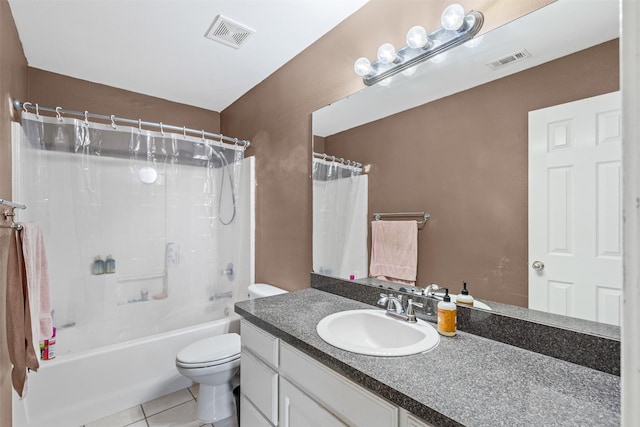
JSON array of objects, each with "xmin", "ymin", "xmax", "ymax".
[
  {"xmin": 92, "ymin": 256, "xmax": 105, "ymax": 275},
  {"xmin": 457, "ymin": 281, "xmax": 474, "ymax": 307},
  {"xmin": 437, "ymin": 288, "xmax": 457, "ymax": 337},
  {"xmin": 47, "ymin": 327, "xmax": 56, "ymax": 359},
  {"xmin": 105, "ymin": 255, "xmax": 116, "ymax": 274}
]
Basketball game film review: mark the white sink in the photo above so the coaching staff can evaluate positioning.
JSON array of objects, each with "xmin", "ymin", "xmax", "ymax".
[{"xmin": 316, "ymin": 309, "xmax": 440, "ymax": 356}]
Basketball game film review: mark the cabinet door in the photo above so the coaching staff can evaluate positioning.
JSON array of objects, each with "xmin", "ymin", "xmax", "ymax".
[
  {"xmin": 279, "ymin": 378, "xmax": 346, "ymax": 427},
  {"xmin": 241, "ymin": 394, "xmax": 274, "ymax": 427},
  {"xmin": 241, "ymin": 349, "xmax": 278, "ymax": 425}
]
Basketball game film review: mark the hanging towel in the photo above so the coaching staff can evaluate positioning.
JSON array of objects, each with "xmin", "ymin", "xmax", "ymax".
[
  {"xmin": 369, "ymin": 220, "xmax": 418, "ymax": 285},
  {"xmin": 4, "ymin": 228, "xmax": 39, "ymax": 398},
  {"xmin": 21, "ymin": 223, "xmax": 53, "ymax": 345}
]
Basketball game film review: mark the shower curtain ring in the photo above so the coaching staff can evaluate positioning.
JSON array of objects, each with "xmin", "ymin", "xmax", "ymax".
[
  {"xmin": 110, "ymin": 115, "xmax": 117, "ymax": 129},
  {"xmin": 84, "ymin": 111, "xmax": 89, "ymax": 126},
  {"xmin": 234, "ymin": 138, "xmax": 239, "ymax": 146},
  {"xmin": 35, "ymin": 104, "xmax": 40, "ymax": 119},
  {"xmin": 201, "ymin": 130, "xmax": 206, "ymax": 141},
  {"xmin": 183, "ymin": 126, "xmax": 187, "ymax": 138},
  {"xmin": 322, "ymin": 153, "xmax": 327, "ymax": 160},
  {"xmin": 55, "ymin": 107, "xmax": 63, "ymax": 122},
  {"xmin": 219, "ymin": 134, "xmax": 224, "ymax": 144},
  {"xmin": 160, "ymin": 122, "xmax": 164, "ymax": 135},
  {"xmin": 22, "ymin": 102, "xmax": 32, "ymax": 113}
]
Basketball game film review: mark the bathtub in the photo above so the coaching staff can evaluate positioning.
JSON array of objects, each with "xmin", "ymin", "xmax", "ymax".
[{"xmin": 12, "ymin": 314, "xmax": 241, "ymax": 427}]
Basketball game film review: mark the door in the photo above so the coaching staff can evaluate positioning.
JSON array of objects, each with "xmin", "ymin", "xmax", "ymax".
[
  {"xmin": 279, "ymin": 378, "xmax": 346, "ymax": 427},
  {"xmin": 528, "ymin": 91, "xmax": 622, "ymax": 325}
]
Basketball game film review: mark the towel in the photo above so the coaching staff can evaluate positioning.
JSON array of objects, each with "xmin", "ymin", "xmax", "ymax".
[
  {"xmin": 21, "ymin": 223, "xmax": 53, "ymax": 345},
  {"xmin": 369, "ymin": 220, "xmax": 418, "ymax": 285},
  {"xmin": 4, "ymin": 228, "xmax": 39, "ymax": 398}
]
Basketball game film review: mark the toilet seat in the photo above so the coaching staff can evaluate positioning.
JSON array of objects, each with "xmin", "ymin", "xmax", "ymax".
[{"xmin": 176, "ymin": 333, "xmax": 240, "ymax": 369}]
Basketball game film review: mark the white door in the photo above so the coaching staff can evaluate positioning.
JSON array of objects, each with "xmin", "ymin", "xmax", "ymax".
[{"xmin": 528, "ymin": 91, "xmax": 622, "ymax": 325}]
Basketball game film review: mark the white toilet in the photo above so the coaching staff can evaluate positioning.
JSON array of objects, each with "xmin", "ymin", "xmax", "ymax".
[{"xmin": 175, "ymin": 283, "xmax": 287, "ymax": 423}]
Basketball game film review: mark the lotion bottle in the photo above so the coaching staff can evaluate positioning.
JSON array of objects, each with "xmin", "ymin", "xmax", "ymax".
[
  {"xmin": 456, "ymin": 281, "xmax": 475, "ymax": 307},
  {"xmin": 437, "ymin": 288, "xmax": 457, "ymax": 336}
]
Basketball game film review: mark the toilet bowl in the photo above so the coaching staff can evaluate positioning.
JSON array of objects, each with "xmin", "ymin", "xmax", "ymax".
[
  {"xmin": 176, "ymin": 283, "xmax": 287, "ymax": 423},
  {"xmin": 175, "ymin": 334, "xmax": 241, "ymax": 423}
]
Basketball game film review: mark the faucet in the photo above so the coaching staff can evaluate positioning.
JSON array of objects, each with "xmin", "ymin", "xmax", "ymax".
[
  {"xmin": 424, "ymin": 283, "xmax": 446, "ymax": 298},
  {"xmin": 209, "ymin": 291, "xmax": 233, "ymax": 301},
  {"xmin": 377, "ymin": 293, "xmax": 423, "ymax": 323}
]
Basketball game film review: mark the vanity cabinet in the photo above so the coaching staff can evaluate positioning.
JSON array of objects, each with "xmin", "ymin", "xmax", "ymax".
[{"xmin": 240, "ymin": 319, "xmax": 434, "ymax": 427}]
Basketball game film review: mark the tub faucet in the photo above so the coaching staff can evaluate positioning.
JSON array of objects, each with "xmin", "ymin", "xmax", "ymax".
[{"xmin": 210, "ymin": 291, "xmax": 233, "ymax": 301}]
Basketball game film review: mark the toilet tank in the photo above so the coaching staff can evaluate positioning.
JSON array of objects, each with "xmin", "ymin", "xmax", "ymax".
[{"xmin": 248, "ymin": 283, "xmax": 288, "ymax": 299}]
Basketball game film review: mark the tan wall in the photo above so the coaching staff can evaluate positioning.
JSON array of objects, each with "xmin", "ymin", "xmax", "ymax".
[
  {"xmin": 324, "ymin": 40, "xmax": 619, "ymax": 306},
  {"xmin": 27, "ymin": 69, "xmax": 221, "ymax": 132},
  {"xmin": 221, "ymin": 0, "xmax": 554, "ymax": 291},
  {"xmin": 0, "ymin": 0, "xmax": 27, "ymax": 424}
]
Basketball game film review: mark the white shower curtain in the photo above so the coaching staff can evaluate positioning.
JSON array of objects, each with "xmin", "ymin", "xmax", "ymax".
[
  {"xmin": 13, "ymin": 111, "xmax": 248, "ymax": 350},
  {"xmin": 312, "ymin": 157, "xmax": 367, "ymax": 280}
]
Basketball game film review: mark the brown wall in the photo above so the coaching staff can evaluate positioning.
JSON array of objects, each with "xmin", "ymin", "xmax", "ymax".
[
  {"xmin": 27, "ymin": 69, "xmax": 221, "ymax": 132},
  {"xmin": 324, "ymin": 40, "xmax": 619, "ymax": 307},
  {"xmin": 221, "ymin": 0, "xmax": 554, "ymax": 292},
  {"xmin": 0, "ymin": 0, "xmax": 27, "ymax": 425}
]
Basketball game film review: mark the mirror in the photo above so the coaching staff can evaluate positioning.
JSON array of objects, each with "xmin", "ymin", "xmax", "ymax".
[{"xmin": 312, "ymin": 0, "xmax": 621, "ymax": 327}]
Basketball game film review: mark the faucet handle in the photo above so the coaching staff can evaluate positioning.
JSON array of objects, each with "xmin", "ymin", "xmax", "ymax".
[
  {"xmin": 377, "ymin": 293, "xmax": 389, "ymax": 307},
  {"xmin": 406, "ymin": 299, "xmax": 424, "ymax": 323}
]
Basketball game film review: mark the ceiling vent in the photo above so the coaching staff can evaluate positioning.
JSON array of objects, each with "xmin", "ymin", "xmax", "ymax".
[
  {"xmin": 205, "ymin": 15, "xmax": 255, "ymax": 49},
  {"xmin": 487, "ymin": 49, "xmax": 532, "ymax": 70}
]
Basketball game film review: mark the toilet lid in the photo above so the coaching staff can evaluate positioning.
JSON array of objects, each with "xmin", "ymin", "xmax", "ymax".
[{"xmin": 176, "ymin": 333, "xmax": 241, "ymax": 365}]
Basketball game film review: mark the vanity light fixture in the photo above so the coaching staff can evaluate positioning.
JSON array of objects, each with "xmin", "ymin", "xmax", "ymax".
[{"xmin": 354, "ymin": 4, "xmax": 484, "ymax": 86}]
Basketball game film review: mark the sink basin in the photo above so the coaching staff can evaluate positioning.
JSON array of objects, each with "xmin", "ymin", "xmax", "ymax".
[{"xmin": 316, "ymin": 309, "xmax": 440, "ymax": 356}]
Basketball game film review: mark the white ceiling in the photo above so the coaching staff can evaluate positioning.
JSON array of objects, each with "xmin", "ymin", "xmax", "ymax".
[{"xmin": 8, "ymin": 0, "xmax": 369, "ymax": 112}]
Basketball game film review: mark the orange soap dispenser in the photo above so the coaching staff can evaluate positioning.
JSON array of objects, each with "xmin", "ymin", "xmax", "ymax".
[{"xmin": 437, "ymin": 288, "xmax": 457, "ymax": 337}]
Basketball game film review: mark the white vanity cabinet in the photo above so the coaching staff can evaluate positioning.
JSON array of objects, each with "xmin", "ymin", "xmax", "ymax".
[
  {"xmin": 240, "ymin": 319, "xmax": 435, "ymax": 427},
  {"xmin": 240, "ymin": 320, "xmax": 280, "ymax": 426}
]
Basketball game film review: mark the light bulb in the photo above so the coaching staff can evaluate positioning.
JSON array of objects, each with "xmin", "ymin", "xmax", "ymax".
[
  {"xmin": 401, "ymin": 66, "xmax": 417, "ymax": 77},
  {"xmin": 441, "ymin": 4, "xmax": 465, "ymax": 31},
  {"xmin": 354, "ymin": 57, "xmax": 372, "ymax": 76},
  {"xmin": 406, "ymin": 26, "xmax": 429, "ymax": 49},
  {"xmin": 377, "ymin": 43, "xmax": 397, "ymax": 64},
  {"xmin": 464, "ymin": 35, "xmax": 483, "ymax": 48},
  {"xmin": 378, "ymin": 76, "xmax": 393, "ymax": 87}
]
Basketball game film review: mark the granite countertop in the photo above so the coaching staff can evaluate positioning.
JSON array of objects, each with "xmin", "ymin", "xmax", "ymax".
[{"xmin": 235, "ymin": 288, "xmax": 620, "ymax": 427}]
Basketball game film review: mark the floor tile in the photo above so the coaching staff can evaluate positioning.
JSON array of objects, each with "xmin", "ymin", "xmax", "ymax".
[
  {"xmin": 128, "ymin": 421, "xmax": 149, "ymax": 427},
  {"xmin": 142, "ymin": 389, "xmax": 194, "ymax": 417},
  {"xmin": 189, "ymin": 383, "xmax": 199, "ymax": 399},
  {"xmin": 146, "ymin": 401, "xmax": 202, "ymax": 427},
  {"xmin": 85, "ymin": 405, "xmax": 145, "ymax": 427}
]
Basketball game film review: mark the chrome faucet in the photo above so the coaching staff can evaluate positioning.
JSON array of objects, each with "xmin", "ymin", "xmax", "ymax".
[
  {"xmin": 424, "ymin": 283, "xmax": 446, "ymax": 298},
  {"xmin": 377, "ymin": 293, "xmax": 423, "ymax": 323}
]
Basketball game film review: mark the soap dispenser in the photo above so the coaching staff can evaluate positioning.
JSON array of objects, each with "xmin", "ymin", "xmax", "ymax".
[
  {"xmin": 105, "ymin": 255, "xmax": 116, "ymax": 274},
  {"xmin": 437, "ymin": 288, "xmax": 457, "ymax": 337},
  {"xmin": 457, "ymin": 281, "xmax": 474, "ymax": 307},
  {"xmin": 92, "ymin": 256, "xmax": 105, "ymax": 275}
]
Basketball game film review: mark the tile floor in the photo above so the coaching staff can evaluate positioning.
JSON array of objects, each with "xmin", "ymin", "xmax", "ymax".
[{"xmin": 83, "ymin": 385, "xmax": 238, "ymax": 427}]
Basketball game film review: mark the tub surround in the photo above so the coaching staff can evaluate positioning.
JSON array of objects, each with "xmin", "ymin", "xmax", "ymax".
[
  {"xmin": 311, "ymin": 273, "xmax": 620, "ymax": 375},
  {"xmin": 235, "ymin": 288, "xmax": 620, "ymax": 426}
]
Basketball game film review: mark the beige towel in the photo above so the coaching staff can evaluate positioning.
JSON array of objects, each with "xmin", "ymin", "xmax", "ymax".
[
  {"xmin": 369, "ymin": 220, "xmax": 418, "ymax": 285},
  {"xmin": 21, "ymin": 223, "xmax": 53, "ymax": 344},
  {"xmin": 5, "ymin": 228, "xmax": 39, "ymax": 398}
]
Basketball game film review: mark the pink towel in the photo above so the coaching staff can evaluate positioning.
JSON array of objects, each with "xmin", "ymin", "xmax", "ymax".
[
  {"xmin": 369, "ymin": 220, "xmax": 418, "ymax": 285},
  {"xmin": 20, "ymin": 223, "xmax": 53, "ymax": 344},
  {"xmin": 3, "ymin": 228, "xmax": 39, "ymax": 398}
]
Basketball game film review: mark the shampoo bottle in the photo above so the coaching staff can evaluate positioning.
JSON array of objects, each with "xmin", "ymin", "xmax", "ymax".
[
  {"xmin": 457, "ymin": 281, "xmax": 475, "ymax": 307},
  {"xmin": 105, "ymin": 255, "xmax": 116, "ymax": 274},
  {"xmin": 92, "ymin": 256, "xmax": 105, "ymax": 275},
  {"xmin": 437, "ymin": 288, "xmax": 457, "ymax": 337}
]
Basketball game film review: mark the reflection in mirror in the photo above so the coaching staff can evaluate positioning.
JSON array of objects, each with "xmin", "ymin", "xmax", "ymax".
[{"xmin": 312, "ymin": 0, "xmax": 621, "ymax": 326}]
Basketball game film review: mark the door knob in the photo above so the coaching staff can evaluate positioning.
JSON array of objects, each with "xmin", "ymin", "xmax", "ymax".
[{"xmin": 532, "ymin": 260, "xmax": 545, "ymax": 271}]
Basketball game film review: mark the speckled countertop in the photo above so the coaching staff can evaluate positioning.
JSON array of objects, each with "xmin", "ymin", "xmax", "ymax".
[{"xmin": 235, "ymin": 288, "xmax": 620, "ymax": 427}]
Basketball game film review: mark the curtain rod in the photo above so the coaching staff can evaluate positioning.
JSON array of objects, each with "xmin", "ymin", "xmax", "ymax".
[
  {"xmin": 13, "ymin": 99, "xmax": 250, "ymax": 148},
  {"xmin": 313, "ymin": 151, "xmax": 362, "ymax": 168}
]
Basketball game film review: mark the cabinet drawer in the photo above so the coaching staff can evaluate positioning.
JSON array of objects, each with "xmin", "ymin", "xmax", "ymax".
[
  {"xmin": 241, "ymin": 319, "xmax": 279, "ymax": 368},
  {"xmin": 240, "ymin": 394, "xmax": 274, "ymax": 427},
  {"xmin": 280, "ymin": 342, "xmax": 398, "ymax": 427},
  {"xmin": 241, "ymin": 349, "xmax": 278, "ymax": 425}
]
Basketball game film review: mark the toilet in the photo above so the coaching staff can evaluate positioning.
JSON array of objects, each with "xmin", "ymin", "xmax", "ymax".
[{"xmin": 175, "ymin": 283, "xmax": 287, "ymax": 423}]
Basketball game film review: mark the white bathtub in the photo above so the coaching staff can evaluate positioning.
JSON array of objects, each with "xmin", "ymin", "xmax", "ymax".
[{"xmin": 12, "ymin": 315, "xmax": 241, "ymax": 427}]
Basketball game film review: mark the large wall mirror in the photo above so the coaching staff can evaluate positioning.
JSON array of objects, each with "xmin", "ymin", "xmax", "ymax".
[{"xmin": 312, "ymin": 0, "xmax": 621, "ymax": 327}]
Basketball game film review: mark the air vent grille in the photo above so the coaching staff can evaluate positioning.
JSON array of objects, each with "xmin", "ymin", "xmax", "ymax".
[
  {"xmin": 487, "ymin": 49, "xmax": 532, "ymax": 70},
  {"xmin": 205, "ymin": 15, "xmax": 255, "ymax": 49}
]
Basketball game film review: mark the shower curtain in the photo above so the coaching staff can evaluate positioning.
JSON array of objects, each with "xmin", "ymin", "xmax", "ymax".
[
  {"xmin": 14, "ymin": 112, "xmax": 247, "ymax": 350},
  {"xmin": 312, "ymin": 157, "xmax": 367, "ymax": 280}
]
